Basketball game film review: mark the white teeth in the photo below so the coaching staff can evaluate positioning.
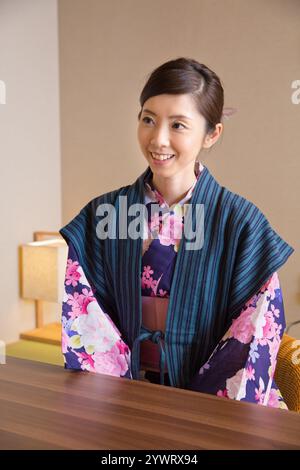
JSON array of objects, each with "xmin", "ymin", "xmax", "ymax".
[{"xmin": 151, "ymin": 153, "xmax": 174, "ymax": 161}]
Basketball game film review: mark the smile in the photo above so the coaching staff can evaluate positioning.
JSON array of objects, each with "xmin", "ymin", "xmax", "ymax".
[{"xmin": 150, "ymin": 152, "xmax": 175, "ymax": 161}]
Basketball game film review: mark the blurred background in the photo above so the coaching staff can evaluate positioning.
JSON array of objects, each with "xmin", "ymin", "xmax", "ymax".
[{"xmin": 0, "ymin": 0, "xmax": 299, "ymax": 361}]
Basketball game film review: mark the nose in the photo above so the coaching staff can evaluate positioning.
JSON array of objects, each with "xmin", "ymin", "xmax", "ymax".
[{"xmin": 150, "ymin": 123, "xmax": 170, "ymax": 147}]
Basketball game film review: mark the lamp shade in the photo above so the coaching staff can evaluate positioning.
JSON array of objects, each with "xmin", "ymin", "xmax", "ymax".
[{"xmin": 20, "ymin": 239, "xmax": 68, "ymax": 303}]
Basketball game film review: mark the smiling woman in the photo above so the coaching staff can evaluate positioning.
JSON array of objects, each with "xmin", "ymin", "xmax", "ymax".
[
  {"xmin": 137, "ymin": 59, "xmax": 223, "ymax": 207},
  {"xmin": 59, "ymin": 57, "xmax": 294, "ymax": 409}
]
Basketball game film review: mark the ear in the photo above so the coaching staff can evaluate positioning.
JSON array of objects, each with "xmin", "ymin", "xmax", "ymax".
[{"xmin": 202, "ymin": 123, "xmax": 223, "ymax": 149}]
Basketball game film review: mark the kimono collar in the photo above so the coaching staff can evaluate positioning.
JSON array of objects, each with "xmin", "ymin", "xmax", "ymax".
[{"xmin": 143, "ymin": 160, "xmax": 204, "ymax": 209}]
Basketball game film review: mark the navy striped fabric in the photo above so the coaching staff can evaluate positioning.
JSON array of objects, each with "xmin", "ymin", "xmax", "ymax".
[{"xmin": 59, "ymin": 165, "xmax": 294, "ymax": 388}]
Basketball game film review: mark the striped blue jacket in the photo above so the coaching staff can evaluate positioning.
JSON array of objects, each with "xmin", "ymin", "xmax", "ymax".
[{"xmin": 59, "ymin": 165, "xmax": 294, "ymax": 388}]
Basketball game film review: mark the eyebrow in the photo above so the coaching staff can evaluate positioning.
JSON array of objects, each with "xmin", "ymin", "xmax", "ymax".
[{"xmin": 142, "ymin": 108, "xmax": 193, "ymax": 120}]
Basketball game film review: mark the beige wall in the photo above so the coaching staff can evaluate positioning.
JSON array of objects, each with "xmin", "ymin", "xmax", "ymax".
[
  {"xmin": 59, "ymin": 0, "xmax": 300, "ymax": 334},
  {"xmin": 0, "ymin": 0, "xmax": 61, "ymax": 343}
]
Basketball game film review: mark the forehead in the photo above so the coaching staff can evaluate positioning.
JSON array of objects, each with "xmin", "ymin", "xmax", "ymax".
[{"xmin": 142, "ymin": 93, "xmax": 200, "ymax": 119}]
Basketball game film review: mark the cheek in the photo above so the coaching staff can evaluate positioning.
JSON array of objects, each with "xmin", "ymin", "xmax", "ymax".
[
  {"xmin": 138, "ymin": 129, "xmax": 151, "ymax": 147},
  {"xmin": 174, "ymin": 136, "xmax": 191, "ymax": 150},
  {"xmin": 137, "ymin": 126, "xmax": 148, "ymax": 145},
  {"xmin": 183, "ymin": 135, "xmax": 199, "ymax": 149}
]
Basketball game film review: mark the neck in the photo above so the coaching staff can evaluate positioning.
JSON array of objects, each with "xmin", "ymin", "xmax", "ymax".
[{"xmin": 152, "ymin": 166, "xmax": 197, "ymax": 207}]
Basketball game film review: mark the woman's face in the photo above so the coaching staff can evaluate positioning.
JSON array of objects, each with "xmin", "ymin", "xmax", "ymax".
[{"xmin": 137, "ymin": 93, "xmax": 216, "ymax": 179}]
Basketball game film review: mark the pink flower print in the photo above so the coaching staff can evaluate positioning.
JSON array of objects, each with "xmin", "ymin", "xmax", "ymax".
[
  {"xmin": 141, "ymin": 277, "xmax": 151, "ymax": 289},
  {"xmin": 62, "ymin": 326, "xmax": 69, "ymax": 354},
  {"xmin": 75, "ymin": 303, "xmax": 120, "ymax": 353},
  {"xmin": 262, "ymin": 311, "xmax": 278, "ymax": 342},
  {"xmin": 67, "ymin": 292, "xmax": 82, "ymax": 319},
  {"xmin": 266, "ymin": 272, "xmax": 280, "ymax": 300},
  {"xmin": 230, "ymin": 305, "xmax": 256, "ymax": 344},
  {"xmin": 246, "ymin": 364, "xmax": 255, "ymax": 381},
  {"xmin": 255, "ymin": 378, "xmax": 265, "ymax": 404},
  {"xmin": 141, "ymin": 266, "xmax": 155, "ymax": 290},
  {"xmin": 75, "ymin": 351, "xmax": 95, "ymax": 371},
  {"xmin": 148, "ymin": 278, "xmax": 158, "ymax": 296},
  {"xmin": 81, "ymin": 288, "xmax": 96, "ymax": 312},
  {"xmin": 116, "ymin": 339, "xmax": 130, "ymax": 356},
  {"xmin": 217, "ymin": 389, "xmax": 228, "ymax": 398},
  {"xmin": 270, "ymin": 303, "xmax": 280, "ymax": 318},
  {"xmin": 67, "ymin": 288, "xmax": 95, "ymax": 319},
  {"xmin": 255, "ymin": 389, "xmax": 265, "ymax": 404},
  {"xmin": 159, "ymin": 214, "xmax": 183, "ymax": 247},
  {"xmin": 143, "ymin": 265, "xmax": 154, "ymax": 279},
  {"xmin": 93, "ymin": 344, "xmax": 129, "ymax": 377},
  {"xmin": 158, "ymin": 289, "xmax": 168, "ymax": 297},
  {"xmin": 66, "ymin": 259, "xmax": 81, "ymax": 287}
]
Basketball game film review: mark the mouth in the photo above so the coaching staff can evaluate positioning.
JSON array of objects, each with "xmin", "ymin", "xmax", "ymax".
[{"xmin": 150, "ymin": 152, "xmax": 175, "ymax": 164}]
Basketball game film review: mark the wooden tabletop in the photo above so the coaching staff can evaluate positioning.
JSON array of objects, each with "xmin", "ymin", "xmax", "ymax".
[{"xmin": 0, "ymin": 357, "xmax": 300, "ymax": 450}]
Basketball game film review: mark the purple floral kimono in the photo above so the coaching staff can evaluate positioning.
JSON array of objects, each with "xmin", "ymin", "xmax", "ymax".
[{"xmin": 61, "ymin": 161, "xmax": 288, "ymax": 410}]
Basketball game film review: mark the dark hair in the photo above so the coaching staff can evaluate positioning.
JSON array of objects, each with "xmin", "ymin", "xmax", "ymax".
[{"xmin": 138, "ymin": 57, "xmax": 224, "ymax": 136}]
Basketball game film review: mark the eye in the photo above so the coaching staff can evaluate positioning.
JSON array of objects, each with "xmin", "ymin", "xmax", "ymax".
[
  {"xmin": 142, "ymin": 116, "xmax": 153, "ymax": 124},
  {"xmin": 142, "ymin": 117, "xmax": 186, "ymax": 129},
  {"xmin": 172, "ymin": 122, "xmax": 186, "ymax": 130}
]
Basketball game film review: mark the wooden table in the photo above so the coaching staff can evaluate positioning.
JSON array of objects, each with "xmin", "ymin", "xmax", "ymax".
[{"xmin": 0, "ymin": 357, "xmax": 300, "ymax": 450}]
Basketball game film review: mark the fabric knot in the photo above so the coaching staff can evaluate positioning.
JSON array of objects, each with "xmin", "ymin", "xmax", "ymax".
[
  {"xmin": 131, "ymin": 325, "xmax": 167, "ymax": 385},
  {"xmin": 150, "ymin": 330, "xmax": 164, "ymax": 344}
]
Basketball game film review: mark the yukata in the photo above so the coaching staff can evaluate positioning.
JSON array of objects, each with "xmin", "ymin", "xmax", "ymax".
[{"xmin": 61, "ymin": 161, "xmax": 289, "ymax": 409}]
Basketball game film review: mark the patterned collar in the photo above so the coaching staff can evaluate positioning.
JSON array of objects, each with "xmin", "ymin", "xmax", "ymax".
[{"xmin": 143, "ymin": 160, "xmax": 204, "ymax": 209}]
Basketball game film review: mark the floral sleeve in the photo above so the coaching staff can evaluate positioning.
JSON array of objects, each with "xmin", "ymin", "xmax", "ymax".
[
  {"xmin": 62, "ymin": 241, "xmax": 132, "ymax": 378},
  {"xmin": 187, "ymin": 272, "xmax": 288, "ymax": 409}
]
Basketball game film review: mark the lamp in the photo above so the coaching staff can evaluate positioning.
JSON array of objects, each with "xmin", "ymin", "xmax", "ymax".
[{"xmin": 20, "ymin": 238, "xmax": 68, "ymax": 344}]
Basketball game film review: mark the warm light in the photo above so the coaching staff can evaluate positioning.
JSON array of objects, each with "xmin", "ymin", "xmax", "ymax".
[{"xmin": 20, "ymin": 239, "xmax": 68, "ymax": 303}]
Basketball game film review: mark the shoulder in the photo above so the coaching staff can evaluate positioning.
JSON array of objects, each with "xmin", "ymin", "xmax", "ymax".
[
  {"xmin": 60, "ymin": 183, "xmax": 133, "ymax": 240},
  {"xmin": 219, "ymin": 187, "xmax": 293, "ymax": 262},
  {"xmin": 217, "ymin": 184, "xmax": 267, "ymax": 231}
]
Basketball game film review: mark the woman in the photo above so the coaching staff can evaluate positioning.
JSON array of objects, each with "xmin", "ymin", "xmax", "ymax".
[{"xmin": 60, "ymin": 57, "xmax": 294, "ymax": 409}]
